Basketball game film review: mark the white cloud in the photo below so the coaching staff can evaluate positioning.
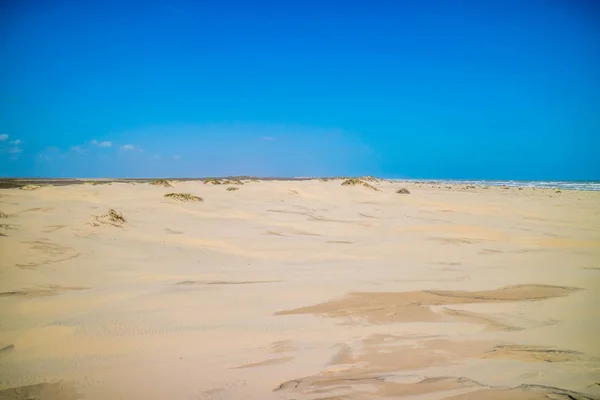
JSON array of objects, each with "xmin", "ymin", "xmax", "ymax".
[
  {"xmin": 10, "ymin": 139, "xmax": 21, "ymax": 145},
  {"xmin": 120, "ymin": 144, "xmax": 142, "ymax": 152},
  {"xmin": 9, "ymin": 147, "xmax": 22, "ymax": 155},
  {"xmin": 0, "ymin": 134, "xmax": 8, "ymax": 141},
  {"xmin": 91, "ymin": 140, "xmax": 112, "ymax": 147},
  {"xmin": 70, "ymin": 145, "xmax": 86, "ymax": 154}
]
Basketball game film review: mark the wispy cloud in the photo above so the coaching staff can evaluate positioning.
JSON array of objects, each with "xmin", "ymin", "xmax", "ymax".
[
  {"xmin": 0, "ymin": 134, "xmax": 8, "ymax": 141},
  {"xmin": 120, "ymin": 144, "xmax": 142, "ymax": 152},
  {"xmin": 91, "ymin": 140, "xmax": 112, "ymax": 147},
  {"xmin": 70, "ymin": 145, "xmax": 86, "ymax": 154},
  {"xmin": 8, "ymin": 147, "xmax": 22, "ymax": 154},
  {"xmin": 10, "ymin": 139, "xmax": 21, "ymax": 145}
]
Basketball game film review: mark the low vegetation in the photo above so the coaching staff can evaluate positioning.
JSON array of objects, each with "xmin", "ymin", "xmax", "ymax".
[
  {"xmin": 226, "ymin": 187, "xmax": 239, "ymax": 191},
  {"xmin": 85, "ymin": 181, "xmax": 111, "ymax": 186},
  {"xmin": 360, "ymin": 176, "xmax": 380, "ymax": 182},
  {"xmin": 164, "ymin": 193, "xmax": 203, "ymax": 202},
  {"xmin": 204, "ymin": 178, "xmax": 244, "ymax": 185},
  {"xmin": 106, "ymin": 209, "xmax": 126, "ymax": 223},
  {"xmin": 0, "ymin": 180, "xmax": 23, "ymax": 189},
  {"xmin": 396, "ymin": 187, "xmax": 411, "ymax": 194},
  {"xmin": 94, "ymin": 208, "xmax": 126, "ymax": 227},
  {"xmin": 20, "ymin": 185, "xmax": 42, "ymax": 190},
  {"xmin": 0, "ymin": 211, "xmax": 8, "ymax": 218},
  {"xmin": 341, "ymin": 178, "xmax": 378, "ymax": 191},
  {"xmin": 149, "ymin": 179, "xmax": 173, "ymax": 187}
]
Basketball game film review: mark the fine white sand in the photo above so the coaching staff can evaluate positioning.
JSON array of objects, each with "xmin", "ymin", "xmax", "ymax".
[{"xmin": 0, "ymin": 179, "xmax": 599, "ymax": 399}]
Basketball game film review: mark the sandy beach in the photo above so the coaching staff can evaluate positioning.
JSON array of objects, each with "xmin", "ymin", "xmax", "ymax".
[{"xmin": 0, "ymin": 178, "xmax": 599, "ymax": 400}]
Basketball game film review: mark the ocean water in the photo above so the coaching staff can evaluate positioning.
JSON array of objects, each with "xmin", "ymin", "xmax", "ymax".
[{"xmin": 398, "ymin": 179, "xmax": 600, "ymax": 191}]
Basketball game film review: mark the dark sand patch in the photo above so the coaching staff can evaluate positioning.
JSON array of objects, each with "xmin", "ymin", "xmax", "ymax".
[
  {"xmin": 233, "ymin": 356, "xmax": 293, "ymax": 369},
  {"xmin": 327, "ymin": 240, "xmax": 355, "ymax": 244},
  {"xmin": 269, "ymin": 340, "xmax": 297, "ymax": 353},
  {"xmin": 164, "ymin": 228, "xmax": 183, "ymax": 234},
  {"xmin": 482, "ymin": 344, "xmax": 592, "ymax": 363},
  {"xmin": 0, "ymin": 286, "xmax": 88, "ymax": 298},
  {"xmin": 176, "ymin": 280, "xmax": 280, "ymax": 286},
  {"xmin": 446, "ymin": 384, "xmax": 597, "ymax": 400},
  {"xmin": 16, "ymin": 240, "xmax": 81, "ymax": 269},
  {"xmin": 0, "ymin": 382, "xmax": 80, "ymax": 400},
  {"xmin": 276, "ymin": 373, "xmax": 596, "ymax": 400},
  {"xmin": 0, "ymin": 344, "xmax": 15, "ymax": 353},
  {"xmin": 275, "ymin": 285, "xmax": 579, "ymax": 324},
  {"xmin": 440, "ymin": 308, "xmax": 520, "ymax": 331}
]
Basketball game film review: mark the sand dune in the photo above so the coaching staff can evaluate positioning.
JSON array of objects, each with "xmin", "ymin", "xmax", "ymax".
[{"xmin": 0, "ymin": 179, "xmax": 599, "ymax": 399}]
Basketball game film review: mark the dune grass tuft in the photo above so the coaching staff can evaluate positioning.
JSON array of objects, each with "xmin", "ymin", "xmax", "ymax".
[
  {"xmin": 20, "ymin": 184, "xmax": 42, "ymax": 190},
  {"xmin": 341, "ymin": 178, "xmax": 378, "ymax": 191},
  {"xmin": 360, "ymin": 176, "xmax": 380, "ymax": 182},
  {"xmin": 0, "ymin": 211, "xmax": 8, "ymax": 218},
  {"xmin": 150, "ymin": 179, "xmax": 173, "ymax": 187},
  {"xmin": 204, "ymin": 178, "xmax": 244, "ymax": 185},
  {"xmin": 94, "ymin": 208, "xmax": 126, "ymax": 227},
  {"xmin": 396, "ymin": 187, "xmax": 411, "ymax": 194},
  {"xmin": 164, "ymin": 192, "xmax": 203, "ymax": 202},
  {"xmin": 85, "ymin": 181, "xmax": 111, "ymax": 186},
  {"xmin": 226, "ymin": 187, "xmax": 239, "ymax": 191},
  {"xmin": 106, "ymin": 209, "xmax": 126, "ymax": 223}
]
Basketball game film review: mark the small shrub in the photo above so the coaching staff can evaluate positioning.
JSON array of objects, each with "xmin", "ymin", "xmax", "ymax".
[
  {"xmin": 150, "ymin": 179, "xmax": 173, "ymax": 187},
  {"xmin": 20, "ymin": 185, "xmax": 42, "ymax": 190},
  {"xmin": 396, "ymin": 187, "xmax": 411, "ymax": 194},
  {"xmin": 203, "ymin": 178, "xmax": 223, "ymax": 185},
  {"xmin": 164, "ymin": 193, "xmax": 203, "ymax": 202},
  {"xmin": 360, "ymin": 176, "xmax": 379, "ymax": 182},
  {"xmin": 555, "ymin": 189, "xmax": 562, "ymax": 193},
  {"xmin": 106, "ymin": 209, "xmax": 126, "ymax": 223},
  {"xmin": 341, "ymin": 178, "xmax": 378, "ymax": 191},
  {"xmin": 94, "ymin": 208, "xmax": 126, "ymax": 227},
  {"xmin": 85, "ymin": 181, "xmax": 111, "ymax": 186},
  {"xmin": 226, "ymin": 187, "xmax": 239, "ymax": 191}
]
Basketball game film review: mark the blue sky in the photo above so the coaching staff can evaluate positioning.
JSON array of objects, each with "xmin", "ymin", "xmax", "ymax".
[{"xmin": 1, "ymin": 0, "xmax": 599, "ymax": 179}]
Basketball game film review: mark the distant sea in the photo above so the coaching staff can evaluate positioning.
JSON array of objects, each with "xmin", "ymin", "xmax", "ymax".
[{"xmin": 397, "ymin": 179, "xmax": 600, "ymax": 192}]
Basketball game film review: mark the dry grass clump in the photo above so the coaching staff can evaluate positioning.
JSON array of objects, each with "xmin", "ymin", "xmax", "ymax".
[
  {"xmin": 341, "ymin": 178, "xmax": 378, "ymax": 191},
  {"xmin": 226, "ymin": 187, "xmax": 239, "ymax": 191},
  {"xmin": 106, "ymin": 209, "xmax": 125, "ymax": 223},
  {"xmin": 204, "ymin": 178, "xmax": 244, "ymax": 185},
  {"xmin": 0, "ymin": 211, "xmax": 8, "ymax": 218},
  {"xmin": 85, "ymin": 181, "xmax": 111, "ymax": 186},
  {"xmin": 20, "ymin": 184, "xmax": 42, "ymax": 190},
  {"xmin": 94, "ymin": 209, "xmax": 126, "ymax": 227},
  {"xmin": 396, "ymin": 187, "xmax": 411, "ymax": 194},
  {"xmin": 360, "ymin": 176, "xmax": 381, "ymax": 182},
  {"xmin": 164, "ymin": 193, "xmax": 203, "ymax": 202},
  {"xmin": 150, "ymin": 179, "xmax": 173, "ymax": 187}
]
